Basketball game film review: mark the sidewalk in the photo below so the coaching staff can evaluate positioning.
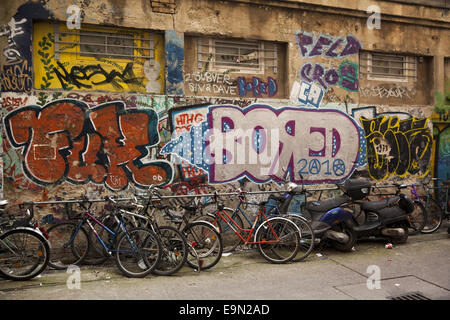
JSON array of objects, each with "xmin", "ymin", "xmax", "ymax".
[{"xmin": 1, "ymin": 227, "xmax": 449, "ymax": 300}]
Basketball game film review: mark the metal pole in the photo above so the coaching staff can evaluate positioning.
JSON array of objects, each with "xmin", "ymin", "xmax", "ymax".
[{"xmin": 20, "ymin": 186, "xmax": 342, "ymax": 205}]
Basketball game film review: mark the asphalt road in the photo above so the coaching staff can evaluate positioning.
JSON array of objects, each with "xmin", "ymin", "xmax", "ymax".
[{"xmin": 1, "ymin": 226, "xmax": 449, "ymax": 302}]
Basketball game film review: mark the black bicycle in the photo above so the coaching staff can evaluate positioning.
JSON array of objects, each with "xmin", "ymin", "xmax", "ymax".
[
  {"xmin": 0, "ymin": 201, "xmax": 50, "ymax": 281},
  {"xmin": 100, "ymin": 195, "xmax": 189, "ymax": 276},
  {"xmin": 144, "ymin": 186, "xmax": 224, "ymax": 271}
]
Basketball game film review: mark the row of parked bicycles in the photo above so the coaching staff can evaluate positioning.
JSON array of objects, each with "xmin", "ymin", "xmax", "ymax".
[{"xmin": 0, "ymin": 176, "xmax": 449, "ymax": 281}]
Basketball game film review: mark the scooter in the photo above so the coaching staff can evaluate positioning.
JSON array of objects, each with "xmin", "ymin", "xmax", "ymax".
[
  {"xmin": 266, "ymin": 180, "xmax": 358, "ymax": 252},
  {"xmin": 344, "ymin": 179, "xmax": 414, "ymax": 244}
]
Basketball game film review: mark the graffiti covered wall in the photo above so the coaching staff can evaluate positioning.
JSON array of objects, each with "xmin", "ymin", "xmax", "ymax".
[{"xmin": 0, "ymin": 0, "xmax": 441, "ymax": 207}]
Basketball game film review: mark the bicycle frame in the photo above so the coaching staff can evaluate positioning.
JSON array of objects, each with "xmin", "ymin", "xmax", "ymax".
[
  {"xmin": 71, "ymin": 209, "xmax": 136, "ymax": 254},
  {"xmin": 212, "ymin": 199, "xmax": 287, "ymax": 245}
]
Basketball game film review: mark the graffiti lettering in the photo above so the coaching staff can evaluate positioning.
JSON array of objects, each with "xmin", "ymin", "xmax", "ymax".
[
  {"xmin": 338, "ymin": 61, "xmax": 359, "ymax": 92},
  {"xmin": 185, "ymin": 72, "xmax": 234, "ymax": 85},
  {"xmin": 295, "ymin": 31, "xmax": 361, "ymax": 58},
  {"xmin": 359, "ymin": 85, "xmax": 417, "ymax": 100},
  {"xmin": 1, "ymin": 95, "xmax": 28, "ymax": 108},
  {"xmin": 1, "ymin": 59, "xmax": 33, "ymax": 93},
  {"xmin": 300, "ymin": 61, "xmax": 358, "ymax": 92},
  {"xmin": 290, "ymin": 80, "xmax": 324, "ymax": 108},
  {"xmin": 185, "ymin": 72, "xmax": 237, "ymax": 95},
  {"xmin": 4, "ymin": 99, "xmax": 174, "ymax": 190},
  {"xmin": 53, "ymin": 61, "xmax": 142, "ymax": 90},
  {"xmin": 180, "ymin": 161, "xmax": 205, "ymax": 180},
  {"xmin": 294, "ymin": 30, "xmax": 361, "ymax": 96},
  {"xmin": 237, "ymin": 77, "xmax": 278, "ymax": 97},
  {"xmin": 161, "ymin": 105, "xmax": 364, "ymax": 185},
  {"xmin": 175, "ymin": 112, "xmax": 205, "ymax": 133},
  {"xmin": 360, "ymin": 115, "xmax": 432, "ymax": 180},
  {"xmin": 0, "ymin": 17, "xmax": 27, "ymax": 61}
]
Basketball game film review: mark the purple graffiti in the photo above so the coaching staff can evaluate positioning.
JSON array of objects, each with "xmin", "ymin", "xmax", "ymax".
[
  {"xmin": 309, "ymin": 36, "xmax": 332, "ymax": 57},
  {"xmin": 300, "ymin": 61, "xmax": 358, "ymax": 91},
  {"xmin": 295, "ymin": 30, "xmax": 362, "ymax": 58},
  {"xmin": 237, "ymin": 76, "xmax": 278, "ymax": 97},
  {"xmin": 295, "ymin": 31, "xmax": 314, "ymax": 57},
  {"xmin": 309, "ymin": 127, "xmax": 326, "ymax": 157}
]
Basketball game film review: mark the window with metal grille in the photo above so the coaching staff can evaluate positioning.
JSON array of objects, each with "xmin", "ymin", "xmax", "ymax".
[
  {"xmin": 53, "ymin": 24, "xmax": 154, "ymax": 61},
  {"xmin": 80, "ymin": 31, "xmax": 134, "ymax": 59},
  {"xmin": 197, "ymin": 37, "xmax": 277, "ymax": 74},
  {"xmin": 359, "ymin": 51, "xmax": 417, "ymax": 82}
]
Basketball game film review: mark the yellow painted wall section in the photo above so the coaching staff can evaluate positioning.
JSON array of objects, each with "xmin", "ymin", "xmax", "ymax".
[{"xmin": 33, "ymin": 22, "xmax": 165, "ymax": 93}]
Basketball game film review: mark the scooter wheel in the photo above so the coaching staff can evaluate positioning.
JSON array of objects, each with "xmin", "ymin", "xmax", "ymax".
[
  {"xmin": 330, "ymin": 223, "xmax": 357, "ymax": 252},
  {"xmin": 388, "ymin": 222, "xmax": 409, "ymax": 245}
]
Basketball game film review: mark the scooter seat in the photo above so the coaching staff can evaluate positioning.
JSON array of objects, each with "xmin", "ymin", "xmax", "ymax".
[
  {"xmin": 361, "ymin": 196, "xmax": 399, "ymax": 211},
  {"xmin": 305, "ymin": 195, "xmax": 350, "ymax": 213}
]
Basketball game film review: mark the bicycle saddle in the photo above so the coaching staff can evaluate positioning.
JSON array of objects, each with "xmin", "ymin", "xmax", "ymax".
[{"xmin": 361, "ymin": 196, "xmax": 400, "ymax": 211}]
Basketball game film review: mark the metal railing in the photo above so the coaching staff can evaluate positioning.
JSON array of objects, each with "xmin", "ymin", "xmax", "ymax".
[{"xmin": 20, "ymin": 185, "xmax": 341, "ymax": 206}]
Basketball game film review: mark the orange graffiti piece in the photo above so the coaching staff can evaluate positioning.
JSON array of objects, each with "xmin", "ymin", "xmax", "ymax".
[
  {"xmin": 67, "ymin": 133, "xmax": 107, "ymax": 183},
  {"xmin": 120, "ymin": 112, "xmax": 168, "ymax": 186},
  {"xmin": 4, "ymin": 99, "xmax": 173, "ymax": 190},
  {"xmin": 5, "ymin": 101, "xmax": 85, "ymax": 184}
]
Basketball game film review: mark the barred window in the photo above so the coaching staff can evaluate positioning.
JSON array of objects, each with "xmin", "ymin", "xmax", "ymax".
[
  {"xmin": 197, "ymin": 37, "xmax": 277, "ymax": 74},
  {"xmin": 79, "ymin": 31, "xmax": 135, "ymax": 59},
  {"xmin": 53, "ymin": 24, "xmax": 154, "ymax": 61},
  {"xmin": 360, "ymin": 51, "xmax": 417, "ymax": 82}
]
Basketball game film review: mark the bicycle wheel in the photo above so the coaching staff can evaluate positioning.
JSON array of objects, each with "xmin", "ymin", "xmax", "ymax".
[
  {"xmin": 115, "ymin": 227, "xmax": 161, "ymax": 278},
  {"xmin": 183, "ymin": 221, "xmax": 223, "ymax": 270},
  {"xmin": 408, "ymin": 200, "xmax": 427, "ymax": 232},
  {"xmin": 285, "ymin": 215, "xmax": 315, "ymax": 262},
  {"xmin": 153, "ymin": 226, "xmax": 188, "ymax": 276},
  {"xmin": 0, "ymin": 228, "xmax": 50, "ymax": 281},
  {"xmin": 47, "ymin": 222, "xmax": 90, "ymax": 270},
  {"xmin": 196, "ymin": 208, "xmax": 245, "ymax": 253},
  {"xmin": 422, "ymin": 197, "xmax": 443, "ymax": 234},
  {"xmin": 255, "ymin": 217, "xmax": 300, "ymax": 264}
]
